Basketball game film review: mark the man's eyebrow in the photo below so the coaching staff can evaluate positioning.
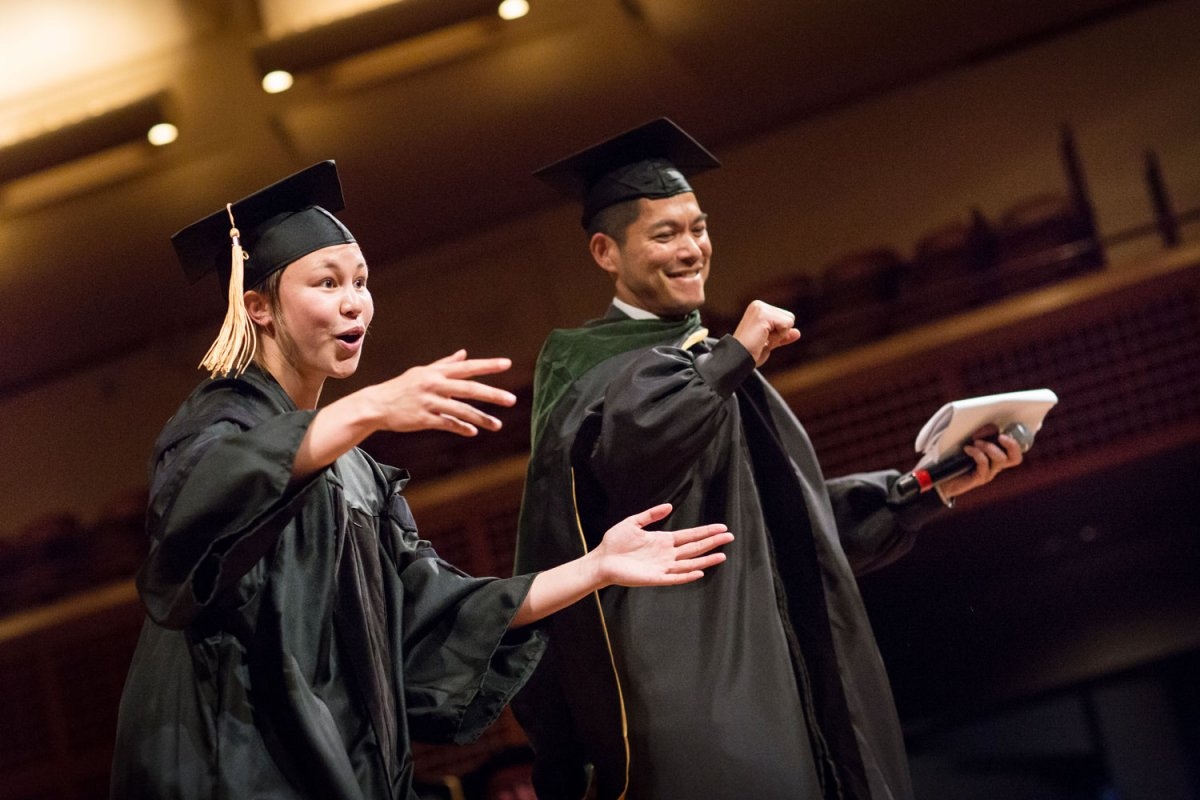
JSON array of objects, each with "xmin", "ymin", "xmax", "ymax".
[{"xmin": 648, "ymin": 212, "xmax": 709, "ymax": 229}]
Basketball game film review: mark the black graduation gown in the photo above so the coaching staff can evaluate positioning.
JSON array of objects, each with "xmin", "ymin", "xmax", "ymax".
[
  {"xmin": 111, "ymin": 365, "xmax": 545, "ymax": 800},
  {"xmin": 513, "ymin": 309, "xmax": 943, "ymax": 800}
]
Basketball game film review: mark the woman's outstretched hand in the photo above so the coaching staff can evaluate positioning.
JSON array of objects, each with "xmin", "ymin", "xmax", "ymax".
[
  {"xmin": 592, "ymin": 503, "xmax": 733, "ymax": 587},
  {"xmin": 368, "ymin": 349, "xmax": 517, "ymax": 437},
  {"xmin": 510, "ymin": 503, "xmax": 733, "ymax": 628},
  {"xmin": 292, "ymin": 350, "xmax": 515, "ymax": 480}
]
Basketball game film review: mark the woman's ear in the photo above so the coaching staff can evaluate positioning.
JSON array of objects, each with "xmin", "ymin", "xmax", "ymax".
[{"xmin": 244, "ymin": 289, "xmax": 273, "ymax": 330}]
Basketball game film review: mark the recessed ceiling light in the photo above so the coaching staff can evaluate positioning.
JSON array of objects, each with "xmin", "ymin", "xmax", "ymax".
[
  {"xmin": 497, "ymin": 0, "xmax": 529, "ymax": 21},
  {"xmin": 261, "ymin": 69, "xmax": 295, "ymax": 94},
  {"xmin": 146, "ymin": 122, "xmax": 178, "ymax": 146}
]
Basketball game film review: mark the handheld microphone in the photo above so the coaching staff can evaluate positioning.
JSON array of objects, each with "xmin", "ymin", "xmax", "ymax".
[{"xmin": 894, "ymin": 422, "xmax": 1034, "ymax": 500}]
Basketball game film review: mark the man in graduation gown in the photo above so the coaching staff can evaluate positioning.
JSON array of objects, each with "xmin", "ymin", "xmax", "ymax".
[{"xmin": 512, "ymin": 119, "xmax": 1025, "ymax": 799}]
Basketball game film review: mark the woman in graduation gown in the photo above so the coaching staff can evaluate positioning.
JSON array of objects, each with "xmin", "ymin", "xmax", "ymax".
[{"xmin": 109, "ymin": 161, "xmax": 733, "ymax": 800}]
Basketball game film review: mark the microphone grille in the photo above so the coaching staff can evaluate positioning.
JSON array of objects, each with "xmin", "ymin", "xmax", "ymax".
[{"xmin": 1003, "ymin": 421, "xmax": 1036, "ymax": 453}]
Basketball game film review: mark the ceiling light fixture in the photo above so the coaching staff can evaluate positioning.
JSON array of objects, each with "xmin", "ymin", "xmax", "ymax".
[
  {"xmin": 0, "ymin": 92, "xmax": 173, "ymax": 184},
  {"xmin": 261, "ymin": 69, "xmax": 296, "ymax": 94},
  {"xmin": 146, "ymin": 122, "xmax": 179, "ymax": 147},
  {"xmin": 497, "ymin": 0, "xmax": 529, "ymax": 21}
]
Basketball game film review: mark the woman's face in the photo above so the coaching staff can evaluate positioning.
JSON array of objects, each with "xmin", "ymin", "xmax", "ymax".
[{"xmin": 267, "ymin": 242, "xmax": 373, "ymax": 384}]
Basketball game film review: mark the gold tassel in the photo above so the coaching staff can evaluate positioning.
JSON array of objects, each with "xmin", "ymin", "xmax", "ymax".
[{"xmin": 198, "ymin": 204, "xmax": 257, "ymax": 378}]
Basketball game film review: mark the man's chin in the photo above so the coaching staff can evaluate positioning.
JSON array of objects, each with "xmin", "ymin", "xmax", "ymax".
[
  {"xmin": 630, "ymin": 291, "xmax": 704, "ymax": 317},
  {"xmin": 667, "ymin": 295, "xmax": 705, "ymax": 316}
]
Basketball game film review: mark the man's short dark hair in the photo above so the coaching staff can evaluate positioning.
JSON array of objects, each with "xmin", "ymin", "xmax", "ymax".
[{"xmin": 586, "ymin": 198, "xmax": 642, "ymax": 245}]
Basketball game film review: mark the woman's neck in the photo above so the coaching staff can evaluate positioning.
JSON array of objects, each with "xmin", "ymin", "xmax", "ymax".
[{"xmin": 256, "ymin": 347, "xmax": 324, "ymax": 410}]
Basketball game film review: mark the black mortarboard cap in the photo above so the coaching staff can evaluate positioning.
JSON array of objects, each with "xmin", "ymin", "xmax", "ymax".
[
  {"xmin": 173, "ymin": 160, "xmax": 356, "ymax": 378},
  {"xmin": 533, "ymin": 118, "xmax": 720, "ymax": 228},
  {"xmin": 171, "ymin": 160, "xmax": 355, "ymax": 291}
]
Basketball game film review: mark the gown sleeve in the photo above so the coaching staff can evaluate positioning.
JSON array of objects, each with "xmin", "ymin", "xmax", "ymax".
[
  {"xmin": 382, "ymin": 489, "xmax": 547, "ymax": 745},
  {"xmin": 400, "ymin": 567, "xmax": 546, "ymax": 744},
  {"xmin": 137, "ymin": 399, "xmax": 319, "ymax": 629},
  {"xmin": 825, "ymin": 470, "xmax": 946, "ymax": 574},
  {"xmin": 585, "ymin": 335, "xmax": 756, "ymax": 508}
]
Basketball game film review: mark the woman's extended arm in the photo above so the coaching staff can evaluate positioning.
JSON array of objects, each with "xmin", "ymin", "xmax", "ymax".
[
  {"xmin": 292, "ymin": 350, "xmax": 516, "ymax": 479},
  {"xmin": 510, "ymin": 503, "xmax": 733, "ymax": 628}
]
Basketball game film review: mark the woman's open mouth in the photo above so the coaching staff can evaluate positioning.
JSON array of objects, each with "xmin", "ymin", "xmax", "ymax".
[{"xmin": 335, "ymin": 328, "xmax": 365, "ymax": 347}]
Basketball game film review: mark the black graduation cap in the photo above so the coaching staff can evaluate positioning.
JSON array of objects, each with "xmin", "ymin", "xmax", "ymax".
[
  {"xmin": 171, "ymin": 160, "xmax": 357, "ymax": 378},
  {"xmin": 533, "ymin": 118, "xmax": 720, "ymax": 229},
  {"xmin": 171, "ymin": 160, "xmax": 355, "ymax": 291}
]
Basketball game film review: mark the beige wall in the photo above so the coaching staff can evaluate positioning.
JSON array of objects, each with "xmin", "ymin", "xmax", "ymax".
[{"xmin": 4, "ymin": 0, "xmax": 1198, "ymax": 535}]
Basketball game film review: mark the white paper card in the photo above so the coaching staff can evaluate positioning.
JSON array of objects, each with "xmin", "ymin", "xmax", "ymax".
[{"xmin": 913, "ymin": 388, "xmax": 1059, "ymax": 467}]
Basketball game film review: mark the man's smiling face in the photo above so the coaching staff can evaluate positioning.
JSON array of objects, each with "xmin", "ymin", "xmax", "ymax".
[{"xmin": 598, "ymin": 193, "xmax": 712, "ymax": 316}]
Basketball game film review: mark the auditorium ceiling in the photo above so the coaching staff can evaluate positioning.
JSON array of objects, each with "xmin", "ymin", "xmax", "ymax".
[{"xmin": 0, "ymin": 0, "xmax": 1157, "ymax": 396}]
